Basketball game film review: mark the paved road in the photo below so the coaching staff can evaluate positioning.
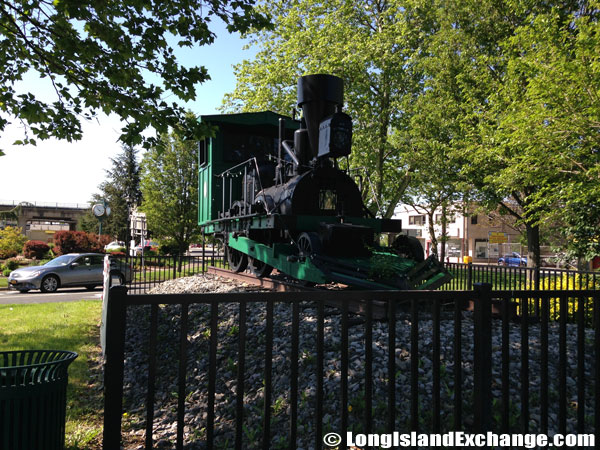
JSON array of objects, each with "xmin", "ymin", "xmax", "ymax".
[{"xmin": 0, "ymin": 287, "xmax": 103, "ymax": 304}]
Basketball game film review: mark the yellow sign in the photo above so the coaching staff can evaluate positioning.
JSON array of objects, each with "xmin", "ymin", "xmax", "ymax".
[{"xmin": 488, "ymin": 232, "xmax": 508, "ymax": 244}]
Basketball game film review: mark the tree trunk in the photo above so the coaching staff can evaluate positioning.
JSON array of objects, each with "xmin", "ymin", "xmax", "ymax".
[
  {"xmin": 177, "ymin": 240, "xmax": 186, "ymax": 273},
  {"xmin": 427, "ymin": 211, "xmax": 438, "ymax": 257},
  {"xmin": 440, "ymin": 203, "xmax": 447, "ymax": 263},
  {"xmin": 525, "ymin": 221, "xmax": 541, "ymax": 268},
  {"xmin": 383, "ymin": 171, "xmax": 411, "ymax": 219}
]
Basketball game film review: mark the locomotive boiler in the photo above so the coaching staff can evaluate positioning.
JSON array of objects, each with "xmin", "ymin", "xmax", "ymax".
[{"xmin": 198, "ymin": 74, "xmax": 450, "ymax": 290}]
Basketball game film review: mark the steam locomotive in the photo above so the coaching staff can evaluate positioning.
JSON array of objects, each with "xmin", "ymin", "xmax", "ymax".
[{"xmin": 198, "ymin": 74, "xmax": 450, "ymax": 290}]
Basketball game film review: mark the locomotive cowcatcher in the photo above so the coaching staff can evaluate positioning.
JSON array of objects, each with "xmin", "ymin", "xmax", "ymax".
[{"xmin": 198, "ymin": 74, "xmax": 450, "ymax": 290}]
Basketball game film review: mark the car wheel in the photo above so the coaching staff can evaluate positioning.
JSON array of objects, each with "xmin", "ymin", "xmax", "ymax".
[
  {"xmin": 40, "ymin": 275, "xmax": 59, "ymax": 293},
  {"xmin": 85, "ymin": 285, "xmax": 97, "ymax": 291},
  {"xmin": 111, "ymin": 272, "xmax": 126, "ymax": 286}
]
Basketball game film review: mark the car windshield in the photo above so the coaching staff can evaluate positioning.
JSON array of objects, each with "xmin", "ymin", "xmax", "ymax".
[{"xmin": 44, "ymin": 255, "xmax": 77, "ymax": 267}]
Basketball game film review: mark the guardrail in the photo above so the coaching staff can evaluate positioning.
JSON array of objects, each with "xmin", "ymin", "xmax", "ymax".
[
  {"xmin": 102, "ymin": 285, "xmax": 600, "ymax": 449},
  {"xmin": 0, "ymin": 200, "xmax": 90, "ymax": 209}
]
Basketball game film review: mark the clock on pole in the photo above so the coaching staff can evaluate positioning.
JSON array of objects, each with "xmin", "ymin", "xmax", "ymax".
[{"xmin": 92, "ymin": 201, "xmax": 111, "ymax": 235}]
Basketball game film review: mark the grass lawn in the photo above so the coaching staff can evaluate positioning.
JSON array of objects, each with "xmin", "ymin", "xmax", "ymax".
[
  {"xmin": 0, "ymin": 277, "xmax": 7, "ymax": 288},
  {"xmin": 0, "ymin": 300, "xmax": 104, "ymax": 450}
]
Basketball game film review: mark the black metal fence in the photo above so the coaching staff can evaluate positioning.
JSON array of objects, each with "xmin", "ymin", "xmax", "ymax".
[
  {"xmin": 445, "ymin": 262, "xmax": 600, "ymax": 291},
  {"xmin": 102, "ymin": 286, "xmax": 600, "ymax": 449},
  {"xmin": 116, "ymin": 253, "xmax": 599, "ymax": 297},
  {"xmin": 113, "ymin": 243, "xmax": 227, "ymax": 294}
]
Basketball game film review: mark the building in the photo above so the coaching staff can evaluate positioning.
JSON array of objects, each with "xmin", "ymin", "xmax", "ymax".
[{"xmin": 393, "ymin": 204, "xmax": 523, "ymax": 263}]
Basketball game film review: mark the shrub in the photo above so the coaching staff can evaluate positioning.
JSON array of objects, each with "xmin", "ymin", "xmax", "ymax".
[
  {"xmin": 4, "ymin": 258, "xmax": 20, "ymax": 271},
  {"xmin": 53, "ymin": 231, "xmax": 112, "ymax": 255},
  {"xmin": 23, "ymin": 240, "xmax": 50, "ymax": 259},
  {"xmin": 2, "ymin": 268, "xmax": 10, "ymax": 277},
  {"xmin": 34, "ymin": 259, "xmax": 52, "ymax": 266},
  {"xmin": 53, "ymin": 231, "xmax": 91, "ymax": 255},
  {"xmin": 526, "ymin": 272, "xmax": 600, "ymax": 324},
  {"xmin": 158, "ymin": 240, "xmax": 179, "ymax": 256},
  {"xmin": 88, "ymin": 234, "xmax": 112, "ymax": 253},
  {"xmin": 0, "ymin": 226, "xmax": 28, "ymax": 259}
]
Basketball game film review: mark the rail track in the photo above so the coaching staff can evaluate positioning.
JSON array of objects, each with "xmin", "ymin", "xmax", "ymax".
[{"xmin": 207, "ymin": 266, "xmax": 389, "ymax": 319}]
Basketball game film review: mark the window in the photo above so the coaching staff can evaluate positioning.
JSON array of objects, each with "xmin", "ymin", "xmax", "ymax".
[
  {"xmin": 91, "ymin": 255, "xmax": 104, "ymax": 266},
  {"xmin": 471, "ymin": 215, "xmax": 478, "ymax": 225},
  {"xmin": 77, "ymin": 256, "xmax": 91, "ymax": 266},
  {"xmin": 319, "ymin": 190, "xmax": 337, "ymax": 211},
  {"xmin": 223, "ymin": 131, "xmax": 278, "ymax": 163},
  {"xmin": 475, "ymin": 240, "xmax": 488, "ymax": 258},
  {"xmin": 408, "ymin": 215, "xmax": 426, "ymax": 225},
  {"xmin": 435, "ymin": 213, "xmax": 455, "ymax": 224},
  {"xmin": 198, "ymin": 140, "xmax": 208, "ymax": 167}
]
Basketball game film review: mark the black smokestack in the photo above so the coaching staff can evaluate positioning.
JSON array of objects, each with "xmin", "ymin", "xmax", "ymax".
[{"xmin": 297, "ymin": 74, "xmax": 343, "ymax": 159}]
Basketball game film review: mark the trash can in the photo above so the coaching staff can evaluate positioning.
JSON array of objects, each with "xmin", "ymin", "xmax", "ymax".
[{"xmin": 0, "ymin": 350, "xmax": 78, "ymax": 450}]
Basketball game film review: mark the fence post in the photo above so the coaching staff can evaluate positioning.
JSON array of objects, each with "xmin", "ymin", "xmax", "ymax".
[
  {"xmin": 473, "ymin": 283, "xmax": 492, "ymax": 438},
  {"xmin": 103, "ymin": 286, "xmax": 128, "ymax": 450},
  {"xmin": 467, "ymin": 262, "xmax": 473, "ymax": 290},
  {"xmin": 202, "ymin": 230, "xmax": 206, "ymax": 273}
]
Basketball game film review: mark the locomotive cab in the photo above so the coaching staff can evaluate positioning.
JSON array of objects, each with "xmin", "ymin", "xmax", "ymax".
[{"xmin": 197, "ymin": 111, "xmax": 299, "ymax": 230}]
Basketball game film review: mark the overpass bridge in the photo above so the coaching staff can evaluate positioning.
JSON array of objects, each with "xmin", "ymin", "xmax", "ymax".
[{"xmin": 0, "ymin": 200, "xmax": 90, "ymax": 241}]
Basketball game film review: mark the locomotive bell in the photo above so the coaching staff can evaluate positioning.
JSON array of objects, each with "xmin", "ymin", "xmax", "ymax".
[{"xmin": 297, "ymin": 74, "xmax": 349, "ymax": 159}]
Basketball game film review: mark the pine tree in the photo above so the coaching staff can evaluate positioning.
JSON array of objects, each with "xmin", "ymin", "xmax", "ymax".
[{"xmin": 80, "ymin": 145, "xmax": 142, "ymax": 241}]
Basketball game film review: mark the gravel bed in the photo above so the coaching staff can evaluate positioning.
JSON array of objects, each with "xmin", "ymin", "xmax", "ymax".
[{"xmin": 120, "ymin": 273, "xmax": 597, "ymax": 449}]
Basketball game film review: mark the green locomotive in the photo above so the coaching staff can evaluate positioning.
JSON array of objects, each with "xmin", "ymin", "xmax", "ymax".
[{"xmin": 198, "ymin": 74, "xmax": 450, "ymax": 290}]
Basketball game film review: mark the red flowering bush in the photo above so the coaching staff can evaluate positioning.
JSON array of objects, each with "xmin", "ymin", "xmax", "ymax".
[
  {"xmin": 53, "ymin": 231, "xmax": 112, "ymax": 255},
  {"xmin": 88, "ymin": 233, "xmax": 112, "ymax": 253},
  {"xmin": 23, "ymin": 240, "xmax": 50, "ymax": 259}
]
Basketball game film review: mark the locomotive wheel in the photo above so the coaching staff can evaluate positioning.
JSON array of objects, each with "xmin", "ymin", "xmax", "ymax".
[
  {"xmin": 392, "ymin": 235, "xmax": 425, "ymax": 262},
  {"xmin": 248, "ymin": 257, "xmax": 273, "ymax": 278},
  {"xmin": 227, "ymin": 246, "xmax": 248, "ymax": 272},
  {"xmin": 297, "ymin": 232, "xmax": 322, "ymax": 257}
]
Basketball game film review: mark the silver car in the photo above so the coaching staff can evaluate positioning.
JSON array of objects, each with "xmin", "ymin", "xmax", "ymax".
[{"xmin": 8, "ymin": 253, "xmax": 132, "ymax": 293}]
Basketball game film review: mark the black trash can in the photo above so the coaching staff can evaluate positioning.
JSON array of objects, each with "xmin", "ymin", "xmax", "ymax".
[{"xmin": 0, "ymin": 350, "xmax": 78, "ymax": 450}]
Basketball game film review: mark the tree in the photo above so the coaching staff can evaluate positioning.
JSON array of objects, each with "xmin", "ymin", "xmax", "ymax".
[
  {"xmin": 410, "ymin": 0, "xmax": 584, "ymax": 268},
  {"xmin": 458, "ymin": 1, "xmax": 593, "ymax": 267},
  {"xmin": 139, "ymin": 118, "xmax": 200, "ymax": 256},
  {"xmin": 482, "ymin": 4, "xmax": 600, "ymax": 262},
  {"xmin": 79, "ymin": 144, "xmax": 142, "ymax": 241},
  {"xmin": 0, "ymin": 0, "xmax": 270, "ymax": 155},
  {"xmin": 222, "ymin": 0, "xmax": 431, "ymax": 217},
  {"xmin": 0, "ymin": 226, "xmax": 28, "ymax": 258}
]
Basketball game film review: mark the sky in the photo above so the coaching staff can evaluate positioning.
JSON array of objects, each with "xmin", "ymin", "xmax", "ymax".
[{"xmin": 0, "ymin": 19, "xmax": 256, "ymax": 206}]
